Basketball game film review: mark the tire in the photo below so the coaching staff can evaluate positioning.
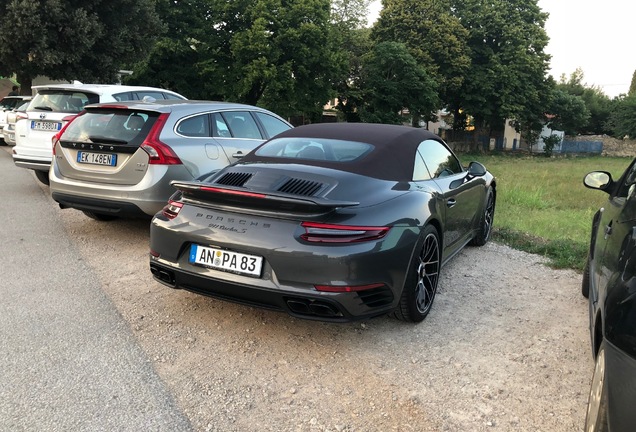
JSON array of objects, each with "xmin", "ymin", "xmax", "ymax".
[
  {"xmin": 34, "ymin": 170, "xmax": 50, "ymax": 185},
  {"xmin": 585, "ymin": 343, "xmax": 609, "ymax": 432},
  {"xmin": 470, "ymin": 186, "xmax": 495, "ymax": 246},
  {"xmin": 82, "ymin": 211, "xmax": 117, "ymax": 222},
  {"xmin": 393, "ymin": 225, "xmax": 440, "ymax": 323},
  {"xmin": 582, "ymin": 256, "xmax": 591, "ymax": 299}
]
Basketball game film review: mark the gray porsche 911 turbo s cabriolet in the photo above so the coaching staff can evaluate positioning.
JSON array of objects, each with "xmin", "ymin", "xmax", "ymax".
[{"xmin": 149, "ymin": 123, "xmax": 496, "ymax": 323}]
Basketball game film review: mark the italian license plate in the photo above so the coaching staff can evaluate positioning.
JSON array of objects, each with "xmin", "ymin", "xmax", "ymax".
[
  {"xmin": 31, "ymin": 120, "xmax": 62, "ymax": 131},
  {"xmin": 189, "ymin": 244, "xmax": 263, "ymax": 277},
  {"xmin": 77, "ymin": 151, "xmax": 117, "ymax": 166}
]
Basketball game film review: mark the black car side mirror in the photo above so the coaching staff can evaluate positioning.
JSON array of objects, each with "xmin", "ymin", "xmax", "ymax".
[
  {"xmin": 450, "ymin": 161, "xmax": 488, "ymax": 189},
  {"xmin": 583, "ymin": 171, "xmax": 613, "ymax": 194},
  {"xmin": 467, "ymin": 161, "xmax": 487, "ymax": 177}
]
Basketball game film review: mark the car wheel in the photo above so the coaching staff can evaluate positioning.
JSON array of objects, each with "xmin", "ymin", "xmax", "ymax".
[
  {"xmin": 470, "ymin": 186, "xmax": 495, "ymax": 246},
  {"xmin": 582, "ymin": 256, "xmax": 591, "ymax": 298},
  {"xmin": 585, "ymin": 343, "xmax": 609, "ymax": 432},
  {"xmin": 393, "ymin": 225, "xmax": 440, "ymax": 323},
  {"xmin": 82, "ymin": 211, "xmax": 117, "ymax": 221},
  {"xmin": 34, "ymin": 170, "xmax": 50, "ymax": 185}
]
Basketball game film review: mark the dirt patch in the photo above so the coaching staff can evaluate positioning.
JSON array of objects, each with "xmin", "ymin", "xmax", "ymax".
[{"xmin": 55, "ymin": 208, "xmax": 592, "ymax": 432}]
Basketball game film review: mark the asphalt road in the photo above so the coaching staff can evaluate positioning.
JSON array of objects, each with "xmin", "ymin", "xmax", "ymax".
[{"xmin": 0, "ymin": 147, "xmax": 192, "ymax": 431}]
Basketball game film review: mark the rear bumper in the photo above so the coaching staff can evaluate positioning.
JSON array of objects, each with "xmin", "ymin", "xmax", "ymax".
[
  {"xmin": 52, "ymin": 192, "xmax": 151, "ymax": 219},
  {"xmin": 2, "ymin": 128, "xmax": 16, "ymax": 145},
  {"xmin": 12, "ymin": 155, "xmax": 51, "ymax": 171},
  {"xmin": 49, "ymin": 163, "xmax": 191, "ymax": 216},
  {"xmin": 149, "ymin": 260, "xmax": 396, "ymax": 322}
]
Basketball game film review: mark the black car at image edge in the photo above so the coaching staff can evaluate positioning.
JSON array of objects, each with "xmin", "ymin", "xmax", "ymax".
[{"xmin": 582, "ymin": 158, "xmax": 636, "ymax": 432}]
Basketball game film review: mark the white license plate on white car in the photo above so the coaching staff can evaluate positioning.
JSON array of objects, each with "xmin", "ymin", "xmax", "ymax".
[
  {"xmin": 31, "ymin": 120, "xmax": 61, "ymax": 131},
  {"xmin": 77, "ymin": 151, "xmax": 117, "ymax": 166},
  {"xmin": 189, "ymin": 244, "xmax": 263, "ymax": 277}
]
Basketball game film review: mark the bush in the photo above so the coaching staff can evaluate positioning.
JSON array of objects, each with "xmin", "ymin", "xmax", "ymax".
[{"xmin": 541, "ymin": 134, "xmax": 562, "ymax": 157}]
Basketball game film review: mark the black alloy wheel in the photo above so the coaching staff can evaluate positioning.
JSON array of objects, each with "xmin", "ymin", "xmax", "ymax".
[
  {"xmin": 470, "ymin": 187, "xmax": 495, "ymax": 246},
  {"xmin": 394, "ymin": 225, "xmax": 440, "ymax": 322}
]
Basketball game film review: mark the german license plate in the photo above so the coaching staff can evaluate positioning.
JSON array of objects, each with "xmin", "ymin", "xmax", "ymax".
[
  {"xmin": 31, "ymin": 120, "xmax": 62, "ymax": 131},
  {"xmin": 189, "ymin": 244, "xmax": 263, "ymax": 277},
  {"xmin": 77, "ymin": 151, "xmax": 117, "ymax": 166}
]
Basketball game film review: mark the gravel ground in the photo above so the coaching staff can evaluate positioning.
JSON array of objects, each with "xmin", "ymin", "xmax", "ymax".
[{"xmin": 51, "ymin": 206, "xmax": 592, "ymax": 432}]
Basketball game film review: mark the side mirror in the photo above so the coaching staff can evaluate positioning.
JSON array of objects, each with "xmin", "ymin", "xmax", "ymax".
[
  {"xmin": 467, "ymin": 161, "xmax": 487, "ymax": 177},
  {"xmin": 583, "ymin": 171, "xmax": 613, "ymax": 194}
]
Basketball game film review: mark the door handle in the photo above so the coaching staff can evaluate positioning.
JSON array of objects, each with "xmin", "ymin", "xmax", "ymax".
[
  {"xmin": 604, "ymin": 223, "xmax": 613, "ymax": 239},
  {"xmin": 232, "ymin": 151, "xmax": 244, "ymax": 158},
  {"xmin": 447, "ymin": 198, "xmax": 457, "ymax": 208}
]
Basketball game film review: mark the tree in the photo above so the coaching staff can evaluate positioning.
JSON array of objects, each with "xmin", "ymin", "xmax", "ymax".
[
  {"xmin": 330, "ymin": 0, "xmax": 373, "ymax": 122},
  {"xmin": 187, "ymin": 0, "xmax": 336, "ymax": 120},
  {"xmin": 541, "ymin": 133, "xmax": 561, "ymax": 157},
  {"xmin": 451, "ymin": 0, "xmax": 552, "ymax": 144},
  {"xmin": 629, "ymin": 70, "xmax": 636, "ymax": 97},
  {"xmin": 546, "ymin": 89, "xmax": 590, "ymax": 135},
  {"xmin": 358, "ymin": 41, "xmax": 439, "ymax": 124},
  {"xmin": 557, "ymin": 68, "xmax": 612, "ymax": 135},
  {"xmin": 371, "ymin": 0, "xmax": 470, "ymax": 109},
  {"xmin": 0, "ymin": 0, "xmax": 162, "ymax": 93},
  {"xmin": 125, "ymin": 0, "xmax": 213, "ymax": 99},
  {"xmin": 609, "ymin": 95, "xmax": 636, "ymax": 138}
]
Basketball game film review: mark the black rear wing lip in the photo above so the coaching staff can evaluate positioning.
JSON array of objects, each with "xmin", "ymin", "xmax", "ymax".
[{"xmin": 171, "ymin": 181, "xmax": 359, "ymax": 210}]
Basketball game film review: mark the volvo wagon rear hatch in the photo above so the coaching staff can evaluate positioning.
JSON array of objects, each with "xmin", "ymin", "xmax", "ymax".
[{"xmin": 53, "ymin": 107, "xmax": 162, "ymax": 185}]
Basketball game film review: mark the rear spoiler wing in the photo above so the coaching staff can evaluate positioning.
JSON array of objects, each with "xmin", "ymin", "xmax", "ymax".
[{"xmin": 171, "ymin": 181, "xmax": 359, "ymax": 212}]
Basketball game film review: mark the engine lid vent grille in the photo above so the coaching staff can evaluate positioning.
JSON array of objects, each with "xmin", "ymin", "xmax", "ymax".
[
  {"xmin": 215, "ymin": 172, "xmax": 253, "ymax": 187},
  {"xmin": 277, "ymin": 178, "xmax": 324, "ymax": 196}
]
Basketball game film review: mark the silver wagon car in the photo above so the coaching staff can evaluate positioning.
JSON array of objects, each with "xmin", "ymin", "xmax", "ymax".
[{"xmin": 49, "ymin": 100, "xmax": 292, "ymax": 220}]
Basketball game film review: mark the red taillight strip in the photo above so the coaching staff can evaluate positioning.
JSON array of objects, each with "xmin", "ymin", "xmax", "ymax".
[
  {"xmin": 93, "ymin": 104, "xmax": 130, "ymax": 110},
  {"xmin": 51, "ymin": 113, "xmax": 82, "ymax": 155},
  {"xmin": 199, "ymin": 186, "xmax": 267, "ymax": 199},
  {"xmin": 161, "ymin": 200, "xmax": 183, "ymax": 219},
  {"xmin": 300, "ymin": 221, "xmax": 390, "ymax": 243},
  {"xmin": 315, "ymin": 283, "xmax": 386, "ymax": 292}
]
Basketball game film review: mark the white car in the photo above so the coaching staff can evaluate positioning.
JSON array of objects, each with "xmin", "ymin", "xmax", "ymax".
[
  {"xmin": 0, "ymin": 95, "xmax": 31, "ymax": 141},
  {"xmin": 2, "ymin": 98, "xmax": 31, "ymax": 145},
  {"xmin": 12, "ymin": 82, "xmax": 187, "ymax": 184}
]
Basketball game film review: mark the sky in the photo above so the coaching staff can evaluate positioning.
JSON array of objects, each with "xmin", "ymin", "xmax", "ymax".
[{"xmin": 367, "ymin": 0, "xmax": 636, "ymax": 98}]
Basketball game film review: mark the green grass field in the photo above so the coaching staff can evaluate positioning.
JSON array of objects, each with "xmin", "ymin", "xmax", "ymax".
[{"xmin": 458, "ymin": 153, "xmax": 633, "ymax": 270}]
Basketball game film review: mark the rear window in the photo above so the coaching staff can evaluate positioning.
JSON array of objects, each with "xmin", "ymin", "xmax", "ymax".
[
  {"xmin": 1, "ymin": 97, "xmax": 23, "ymax": 110},
  {"xmin": 113, "ymin": 91, "xmax": 186, "ymax": 101},
  {"xmin": 254, "ymin": 112, "xmax": 290, "ymax": 138},
  {"xmin": 30, "ymin": 90, "xmax": 99, "ymax": 114},
  {"xmin": 61, "ymin": 110, "xmax": 158, "ymax": 145},
  {"xmin": 254, "ymin": 137, "xmax": 373, "ymax": 162}
]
